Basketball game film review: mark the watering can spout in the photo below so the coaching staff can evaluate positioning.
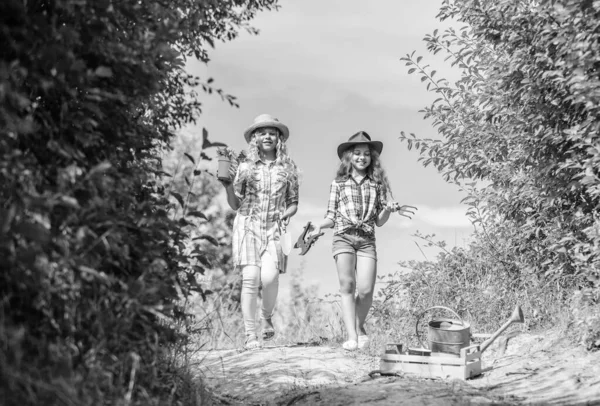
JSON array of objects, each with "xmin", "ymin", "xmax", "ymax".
[{"xmin": 480, "ymin": 305, "xmax": 524, "ymax": 353}]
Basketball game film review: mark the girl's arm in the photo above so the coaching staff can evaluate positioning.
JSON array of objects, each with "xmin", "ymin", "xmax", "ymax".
[
  {"xmin": 280, "ymin": 203, "xmax": 298, "ymax": 224},
  {"xmin": 220, "ymin": 162, "xmax": 246, "ymax": 211},
  {"xmin": 376, "ymin": 202, "xmax": 394, "ymax": 227},
  {"xmin": 376, "ymin": 184, "xmax": 395, "ymax": 226},
  {"xmin": 223, "ymin": 182, "xmax": 241, "ymax": 211},
  {"xmin": 310, "ymin": 217, "xmax": 334, "ymax": 236},
  {"xmin": 281, "ymin": 171, "xmax": 300, "ymax": 224}
]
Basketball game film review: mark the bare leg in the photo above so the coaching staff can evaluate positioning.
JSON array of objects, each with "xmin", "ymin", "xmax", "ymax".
[
  {"xmin": 355, "ymin": 256, "xmax": 377, "ymax": 336},
  {"xmin": 241, "ymin": 265, "xmax": 261, "ymax": 339},
  {"xmin": 335, "ymin": 253, "xmax": 358, "ymax": 343}
]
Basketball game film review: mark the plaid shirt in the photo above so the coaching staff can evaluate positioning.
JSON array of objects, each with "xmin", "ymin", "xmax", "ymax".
[
  {"xmin": 325, "ymin": 175, "xmax": 385, "ymax": 237},
  {"xmin": 231, "ymin": 158, "xmax": 299, "ymax": 273}
]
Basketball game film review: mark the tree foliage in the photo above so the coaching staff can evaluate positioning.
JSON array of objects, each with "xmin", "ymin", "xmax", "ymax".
[
  {"xmin": 398, "ymin": 0, "xmax": 599, "ymax": 347},
  {"xmin": 0, "ymin": 0, "xmax": 278, "ymax": 404}
]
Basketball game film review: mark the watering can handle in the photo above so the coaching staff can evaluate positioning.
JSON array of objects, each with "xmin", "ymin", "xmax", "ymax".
[{"xmin": 415, "ymin": 306, "xmax": 465, "ymax": 350}]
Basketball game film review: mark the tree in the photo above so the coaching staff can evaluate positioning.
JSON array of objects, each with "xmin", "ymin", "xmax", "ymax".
[{"xmin": 0, "ymin": 0, "xmax": 279, "ymax": 404}]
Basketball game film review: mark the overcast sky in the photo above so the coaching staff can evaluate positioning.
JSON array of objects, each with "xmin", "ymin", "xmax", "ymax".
[{"xmin": 183, "ymin": 0, "xmax": 473, "ymax": 296}]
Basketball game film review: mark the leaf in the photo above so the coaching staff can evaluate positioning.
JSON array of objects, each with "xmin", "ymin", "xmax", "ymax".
[
  {"xmin": 192, "ymin": 265, "xmax": 205, "ymax": 275},
  {"xmin": 193, "ymin": 253, "xmax": 212, "ymax": 268},
  {"xmin": 58, "ymin": 195, "xmax": 80, "ymax": 208},
  {"xmin": 89, "ymin": 161, "xmax": 112, "ymax": 176},
  {"xmin": 193, "ymin": 169, "xmax": 202, "ymax": 176},
  {"xmin": 187, "ymin": 211, "xmax": 207, "ymax": 220},
  {"xmin": 192, "ymin": 234, "xmax": 220, "ymax": 246},
  {"xmin": 184, "ymin": 153, "xmax": 195, "ymax": 164},
  {"xmin": 94, "ymin": 66, "xmax": 113, "ymax": 78},
  {"xmin": 14, "ymin": 221, "xmax": 50, "ymax": 244},
  {"xmin": 202, "ymin": 128, "xmax": 227, "ymax": 149},
  {"xmin": 408, "ymin": 68, "xmax": 416, "ymax": 74},
  {"xmin": 171, "ymin": 192, "xmax": 185, "ymax": 208}
]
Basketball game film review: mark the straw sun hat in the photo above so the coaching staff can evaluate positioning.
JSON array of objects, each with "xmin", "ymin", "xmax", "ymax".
[
  {"xmin": 243, "ymin": 114, "xmax": 290, "ymax": 143},
  {"xmin": 337, "ymin": 131, "xmax": 383, "ymax": 159}
]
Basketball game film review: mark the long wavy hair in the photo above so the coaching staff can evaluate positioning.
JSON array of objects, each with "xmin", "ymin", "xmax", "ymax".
[
  {"xmin": 336, "ymin": 145, "xmax": 393, "ymax": 202},
  {"xmin": 238, "ymin": 128, "xmax": 301, "ymax": 189}
]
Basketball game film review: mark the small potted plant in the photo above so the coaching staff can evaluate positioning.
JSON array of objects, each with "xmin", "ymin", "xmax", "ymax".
[{"xmin": 216, "ymin": 147, "xmax": 246, "ymax": 182}]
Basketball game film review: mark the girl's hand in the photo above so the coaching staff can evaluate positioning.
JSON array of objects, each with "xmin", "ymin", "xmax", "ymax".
[
  {"xmin": 308, "ymin": 223, "xmax": 321, "ymax": 238},
  {"xmin": 280, "ymin": 214, "xmax": 290, "ymax": 227},
  {"xmin": 218, "ymin": 178, "xmax": 232, "ymax": 187},
  {"xmin": 384, "ymin": 201, "xmax": 399, "ymax": 212}
]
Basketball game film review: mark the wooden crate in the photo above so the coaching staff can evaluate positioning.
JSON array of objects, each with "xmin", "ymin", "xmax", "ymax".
[{"xmin": 379, "ymin": 344, "xmax": 482, "ymax": 380}]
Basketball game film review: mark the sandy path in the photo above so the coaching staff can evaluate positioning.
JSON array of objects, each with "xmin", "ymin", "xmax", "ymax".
[{"xmin": 193, "ymin": 333, "xmax": 600, "ymax": 405}]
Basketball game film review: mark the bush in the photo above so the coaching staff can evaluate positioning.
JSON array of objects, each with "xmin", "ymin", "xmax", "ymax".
[
  {"xmin": 385, "ymin": 0, "xmax": 600, "ymax": 348},
  {"xmin": 0, "ymin": 0, "xmax": 279, "ymax": 404}
]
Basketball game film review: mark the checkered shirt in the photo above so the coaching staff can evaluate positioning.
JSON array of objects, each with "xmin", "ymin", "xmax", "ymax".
[
  {"xmin": 325, "ymin": 175, "xmax": 385, "ymax": 237},
  {"xmin": 231, "ymin": 159, "xmax": 299, "ymax": 273}
]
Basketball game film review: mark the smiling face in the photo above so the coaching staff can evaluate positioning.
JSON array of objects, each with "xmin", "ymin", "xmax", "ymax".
[
  {"xmin": 253, "ymin": 126, "xmax": 280, "ymax": 156},
  {"xmin": 350, "ymin": 144, "xmax": 372, "ymax": 174}
]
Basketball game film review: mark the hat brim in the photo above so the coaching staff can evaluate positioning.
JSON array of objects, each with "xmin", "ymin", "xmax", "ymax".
[
  {"xmin": 244, "ymin": 121, "xmax": 289, "ymax": 143},
  {"xmin": 337, "ymin": 140, "xmax": 383, "ymax": 159}
]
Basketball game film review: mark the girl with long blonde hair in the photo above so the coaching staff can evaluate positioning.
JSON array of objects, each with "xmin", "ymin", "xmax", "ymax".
[{"xmin": 220, "ymin": 114, "xmax": 300, "ymax": 350}]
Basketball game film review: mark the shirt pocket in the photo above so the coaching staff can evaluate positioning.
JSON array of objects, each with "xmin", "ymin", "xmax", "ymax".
[{"xmin": 249, "ymin": 168, "xmax": 263, "ymax": 192}]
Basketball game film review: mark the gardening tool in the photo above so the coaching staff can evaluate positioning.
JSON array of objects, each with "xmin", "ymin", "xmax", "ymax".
[
  {"xmin": 278, "ymin": 218, "xmax": 292, "ymax": 256},
  {"xmin": 294, "ymin": 221, "xmax": 324, "ymax": 256},
  {"xmin": 396, "ymin": 204, "xmax": 418, "ymax": 219},
  {"xmin": 480, "ymin": 305, "xmax": 524, "ymax": 352},
  {"xmin": 415, "ymin": 305, "xmax": 525, "ymax": 357},
  {"xmin": 415, "ymin": 306, "xmax": 471, "ymax": 357}
]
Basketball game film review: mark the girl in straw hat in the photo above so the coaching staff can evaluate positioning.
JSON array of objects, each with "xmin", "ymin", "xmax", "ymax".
[
  {"xmin": 309, "ymin": 131, "xmax": 415, "ymax": 351},
  {"xmin": 220, "ymin": 114, "xmax": 300, "ymax": 350}
]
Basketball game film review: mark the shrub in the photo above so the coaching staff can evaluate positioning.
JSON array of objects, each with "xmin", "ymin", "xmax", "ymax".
[
  {"xmin": 384, "ymin": 0, "xmax": 599, "ymax": 349},
  {"xmin": 0, "ymin": 0, "xmax": 279, "ymax": 404}
]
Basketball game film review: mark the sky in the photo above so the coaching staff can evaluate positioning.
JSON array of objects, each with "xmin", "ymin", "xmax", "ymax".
[{"xmin": 183, "ymin": 0, "xmax": 474, "ymax": 297}]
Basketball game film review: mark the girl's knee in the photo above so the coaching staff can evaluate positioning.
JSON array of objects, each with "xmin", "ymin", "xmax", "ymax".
[
  {"xmin": 242, "ymin": 268, "xmax": 260, "ymax": 292},
  {"xmin": 338, "ymin": 279, "xmax": 356, "ymax": 294},
  {"xmin": 356, "ymin": 288, "xmax": 374, "ymax": 299},
  {"xmin": 261, "ymin": 273, "xmax": 279, "ymax": 288}
]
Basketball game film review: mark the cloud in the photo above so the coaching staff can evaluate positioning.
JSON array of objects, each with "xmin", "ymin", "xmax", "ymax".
[{"xmin": 392, "ymin": 204, "xmax": 473, "ymax": 229}]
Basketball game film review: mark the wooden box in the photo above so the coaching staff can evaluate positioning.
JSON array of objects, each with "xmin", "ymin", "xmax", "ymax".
[{"xmin": 379, "ymin": 344, "xmax": 482, "ymax": 380}]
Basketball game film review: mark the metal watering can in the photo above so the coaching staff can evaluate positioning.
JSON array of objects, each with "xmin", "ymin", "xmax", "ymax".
[{"xmin": 415, "ymin": 305, "xmax": 524, "ymax": 357}]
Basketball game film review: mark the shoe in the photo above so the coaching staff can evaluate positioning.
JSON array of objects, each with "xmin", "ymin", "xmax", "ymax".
[
  {"xmin": 244, "ymin": 335, "xmax": 261, "ymax": 350},
  {"xmin": 357, "ymin": 335, "xmax": 369, "ymax": 349},
  {"xmin": 342, "ymin": 340, "xmax": 358, "ymax": 351},
  {"xmin": 262, "ymin": 327, "xmax": 275, "ymax": 341},
  {"xmin": 261, "ymin": 318, "xmax": 276, "ymax": 341}
]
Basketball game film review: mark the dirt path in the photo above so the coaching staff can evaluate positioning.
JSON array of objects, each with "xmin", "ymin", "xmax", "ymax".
[{"xmin": 193, "ymin": 333, "xmax": 600, "ymax": 405}]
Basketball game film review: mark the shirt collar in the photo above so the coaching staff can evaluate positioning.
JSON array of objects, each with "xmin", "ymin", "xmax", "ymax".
[
  {"xmin": 349, "ymin": 173, "xmax": 371, "ymax": 184},
  {"xmin": 254, "ymin": 156, "xmax": 277, "ymax": 166}
]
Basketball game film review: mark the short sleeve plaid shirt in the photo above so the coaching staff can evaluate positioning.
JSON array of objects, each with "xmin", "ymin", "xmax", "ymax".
[
  {"xmin": 325, "ymin": 175, "xmax": 385, "ymax": 237},
  {"xmin": 231, "ymin": 158, "xmax": 299, "ymax": 273}
]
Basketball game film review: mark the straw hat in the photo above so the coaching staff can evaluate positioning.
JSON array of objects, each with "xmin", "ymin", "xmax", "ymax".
[
  {"xmin": 243, "ymin": 114, "xmax": 290, "ymax": 143},
  {"xmin": 337, "ymin": 131, "xmax": 383, "ymax": 159}
]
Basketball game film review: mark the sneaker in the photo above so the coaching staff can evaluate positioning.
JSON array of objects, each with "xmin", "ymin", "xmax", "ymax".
[
  {"xmin": 342, "ymin": 340, "xmax": 358, "ymax": 351},
  {"xmin": 244, "ymin": 335, "xmax": 261, "ymax": 350}
]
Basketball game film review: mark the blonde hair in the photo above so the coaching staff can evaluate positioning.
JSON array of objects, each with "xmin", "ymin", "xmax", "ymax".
[
  {"xmin": 239, "ymin": 128, "xmax": 301, "ymax": 189},
  {"xmin": 335, "ymin": 146, "xmax": 393, "ymax": 201}
]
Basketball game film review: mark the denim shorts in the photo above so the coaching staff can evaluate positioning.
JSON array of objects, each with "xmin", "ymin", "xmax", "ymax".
[{"xmin": 332, "ymin": 229, "xmax": 377, "ymax": 261}]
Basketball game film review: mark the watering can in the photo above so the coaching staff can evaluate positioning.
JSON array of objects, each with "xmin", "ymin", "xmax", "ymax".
[{"xmin": 415, "ymin": 305, "xmax": 525, "ymax": 357}]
